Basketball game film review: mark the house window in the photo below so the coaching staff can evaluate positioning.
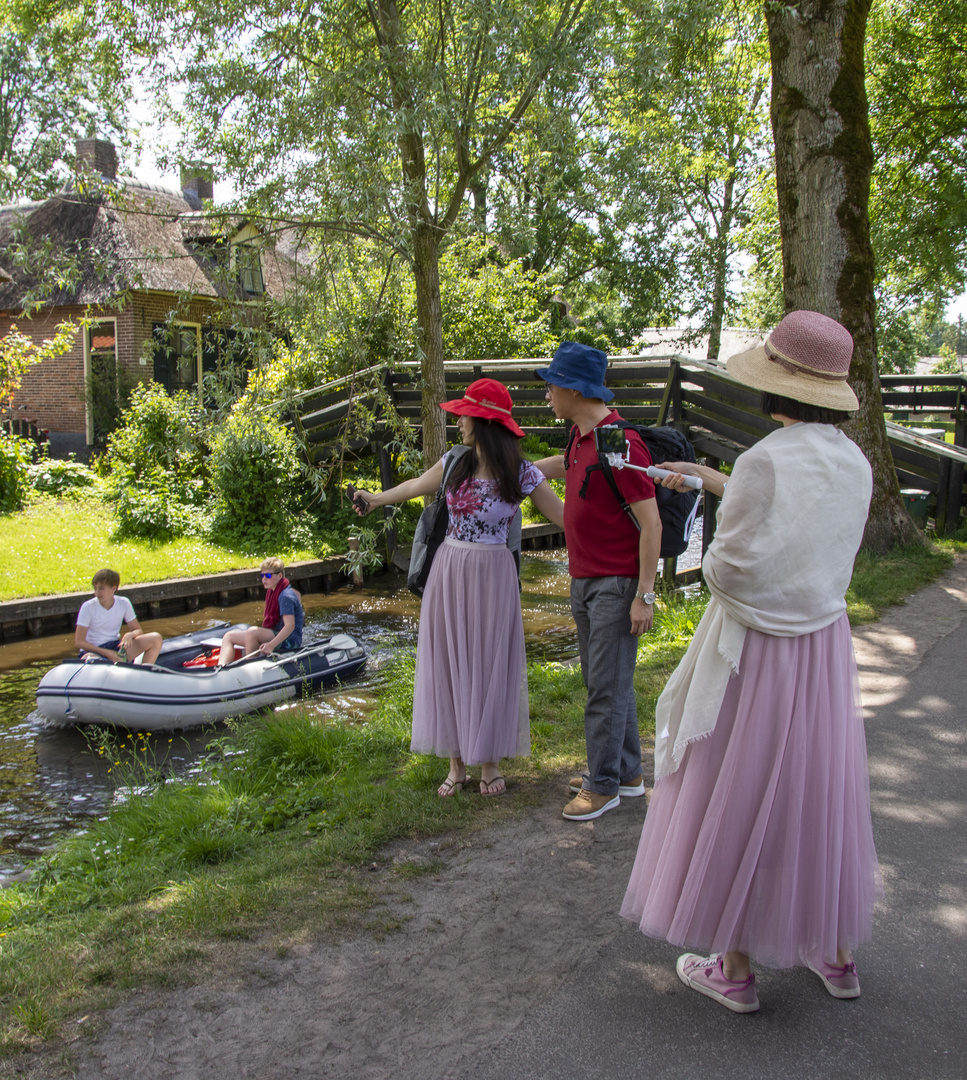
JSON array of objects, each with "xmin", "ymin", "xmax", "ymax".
[
  {"xmin": 86, "ymin": 319, "xmax": 118, "ymax": 447},
  {"xmin": 153, "ymin": 323, "xmax": 201, "ymax": 394},
  {"xmin": 237, "ymin": 244, "xmax": 264, "ymax": 295}
]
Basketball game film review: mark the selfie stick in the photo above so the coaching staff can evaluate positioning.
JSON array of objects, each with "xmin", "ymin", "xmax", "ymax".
[{"xmin": 603, "ymin": 455, "xmax": 703, "ymax": 490}]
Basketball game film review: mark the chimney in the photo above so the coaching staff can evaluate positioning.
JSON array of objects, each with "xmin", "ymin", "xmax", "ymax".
[
  {"xmin": 180, "ymin": 163, "xmax": 215, "ymax": 203},
  {"xmin": 75, "ymin": 138, "xmax": 118, "ymax": 180}
]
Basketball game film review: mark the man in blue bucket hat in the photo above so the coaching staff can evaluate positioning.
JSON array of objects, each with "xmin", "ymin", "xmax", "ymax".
[{"xmin": 535, "ymin": 342, "xmax": 662, "ymax": 821}]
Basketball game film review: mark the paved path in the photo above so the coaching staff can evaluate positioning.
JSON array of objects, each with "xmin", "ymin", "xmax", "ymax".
[{"xmin": 51, "ymin": 558, "xmax": 967, "ymax": 1080}]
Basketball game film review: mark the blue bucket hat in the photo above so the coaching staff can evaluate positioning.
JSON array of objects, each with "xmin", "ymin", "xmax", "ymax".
[{"xmin": 535, "ymin": 341, "xmax": 613, "ymax": 401}]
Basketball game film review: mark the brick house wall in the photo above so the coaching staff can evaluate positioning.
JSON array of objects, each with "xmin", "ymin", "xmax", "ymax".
[{"xmin": 2, "ymin": 292, "xmax": 228, "ymax": 457}]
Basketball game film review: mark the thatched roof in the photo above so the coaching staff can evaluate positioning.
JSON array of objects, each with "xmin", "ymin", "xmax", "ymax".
[{"xmin": 0, "ymin": 178, "xmax": 305, "ymax": 312}]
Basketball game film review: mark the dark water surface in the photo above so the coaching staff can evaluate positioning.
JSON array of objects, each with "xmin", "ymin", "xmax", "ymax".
[{"xmin": 0, "ymin": 551, "xmax": 577, "ymax": 874}]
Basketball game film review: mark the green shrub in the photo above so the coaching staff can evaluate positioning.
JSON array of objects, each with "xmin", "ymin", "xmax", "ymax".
[
  {"xmin": 0, "ymin": 434, "xmax": 32, "ymax": 513},
  {"xmin": 208, "ymin": 407, "xmax": 308, "ymax": 551},
  {"xmin": 26, "ymin": 453, "xmax": 97, "ymax": 496},
  {"xmin": 112, "ymin": 466, "xmax": 203, "ymax": 542},
  {"xmin": 106, "ymin": 384, "xmax": 208, "ymax": 492},
  {"xmin": 106, "ymin": 385, "xmax": 209, "ymax": 540}
]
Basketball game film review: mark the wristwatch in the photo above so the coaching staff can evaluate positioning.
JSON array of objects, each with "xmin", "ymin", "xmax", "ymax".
[{"xmin": 635, "ymin": 590, "xmax": 656, "ymax": 605}]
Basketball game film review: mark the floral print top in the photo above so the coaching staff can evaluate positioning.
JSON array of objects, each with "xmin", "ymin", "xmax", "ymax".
[{"xmin": 443, "ymin": 453, "xmax": 546, "ymax": 544}]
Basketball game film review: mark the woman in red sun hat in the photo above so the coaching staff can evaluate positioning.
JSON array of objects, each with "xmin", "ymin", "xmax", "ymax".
[{"xmin": 353, "ymin": 378, "xmax": 564, "ymax": 797}]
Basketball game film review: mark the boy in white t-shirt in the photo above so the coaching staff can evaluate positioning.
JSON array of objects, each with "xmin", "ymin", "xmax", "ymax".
[{"xmin": 75, "ymin": 568, "xmax": 163, "ymax": 664}]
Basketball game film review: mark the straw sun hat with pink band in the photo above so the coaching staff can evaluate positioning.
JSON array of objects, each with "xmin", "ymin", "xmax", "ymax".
[
  {"xmin": 726, "ymin": 310, "xmax": 860, "ymax": 412},
  {"xmin": 439, "ymin": 378, "xmax": 525, "ymax": 438}
]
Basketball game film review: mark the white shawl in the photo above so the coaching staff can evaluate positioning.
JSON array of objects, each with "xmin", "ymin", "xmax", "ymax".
[{"xmin": 653, "ymin": 423, "xmax": 872, "ymax": 780}]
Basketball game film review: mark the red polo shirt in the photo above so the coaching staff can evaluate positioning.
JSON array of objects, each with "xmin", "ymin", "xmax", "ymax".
[{"xmin": 564, "ymin": 411, "xmax": 656, "ymax": 578}]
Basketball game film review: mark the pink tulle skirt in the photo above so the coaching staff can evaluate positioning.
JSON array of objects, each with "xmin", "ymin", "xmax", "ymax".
[
  {"xmin": 620, "ymin": 613, "xmax": 882, "ymax": 968},
  {"xmin": 410, "ymin": 538, "xmax": 529, "ymax": 764}
]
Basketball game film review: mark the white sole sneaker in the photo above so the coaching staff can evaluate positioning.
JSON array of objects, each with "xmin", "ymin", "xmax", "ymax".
[
  {"xmin": 806, "ymin": 961, "xmax": 861, "ymax": 999},
  {"xmin": 676, "ymin": 954, "xmax": 760, "ymax": 1014}
]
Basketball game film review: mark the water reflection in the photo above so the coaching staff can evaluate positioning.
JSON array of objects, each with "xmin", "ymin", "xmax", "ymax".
[{"xmin": 0, "ymin": 551, "xmax": 577, "ymax": 874}]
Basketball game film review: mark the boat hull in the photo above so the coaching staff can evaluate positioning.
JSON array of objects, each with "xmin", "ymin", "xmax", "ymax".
[{"xmin": 36, "ymin": 631, "xmax": 367, "ymax": 731}]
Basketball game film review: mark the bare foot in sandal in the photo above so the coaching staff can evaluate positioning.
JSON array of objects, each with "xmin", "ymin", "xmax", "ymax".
[
  {"xmin": 480, "ymin": 767, "xmax": 506, "ymax": 796},
  {"xmin": 438, "ymin": 758, "xmax": 466, "ymax": 797}
]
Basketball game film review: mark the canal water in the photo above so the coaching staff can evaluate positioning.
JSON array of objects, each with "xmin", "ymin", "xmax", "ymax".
[{"xmin": 0, "ymin": 551, "xmax": 577, "ymax": 875}]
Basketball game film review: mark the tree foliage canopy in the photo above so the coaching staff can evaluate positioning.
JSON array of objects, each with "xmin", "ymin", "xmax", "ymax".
[
  {"xmin": 868, "ymin": 0, "xmax": 967, "ymax": 309},
  {"xmin": 0, "ymin": 1, "xmax": 128, "ymax": 203}
]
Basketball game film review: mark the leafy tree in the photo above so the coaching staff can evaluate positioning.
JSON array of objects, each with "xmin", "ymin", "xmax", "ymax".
[
  {"xmin": 867, "ymin": 0, "xmax": 967, "ymax": 314},
  {"xmin": 439, "ymin": 238, "xmax": 559, "ymax": 363},
  {"xmin": 133, "ymin": 0, "xmax": 616, "ymax": 467},
  {"xmin": 624, "ymin": 0, "xmax": 773, "ymax": 357},
  {"xmin": 931, "ymin": 344, "xmax": 965, "ymax": 375},
  {"xmin": 0, "ymin": 1, "xmax": 128, "ymax": 203},
  {"xmin": 484, "ymin": 86, "xmax": 677, "ymax": 347},
  {"xmin": 766, "ymin": 0, "xmax": 920, "ymax": 551}
]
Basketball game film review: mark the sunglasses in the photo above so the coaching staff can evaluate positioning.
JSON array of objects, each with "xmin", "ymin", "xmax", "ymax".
[{"xmin": 260, "ymin": 572, "xmax": 275, "ymax": 579}]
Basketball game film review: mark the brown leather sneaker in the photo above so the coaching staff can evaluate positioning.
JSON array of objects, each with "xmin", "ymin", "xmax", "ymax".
[{"xmin": 562, "ymin": 789, "xmax": 620, "ymax": 821}]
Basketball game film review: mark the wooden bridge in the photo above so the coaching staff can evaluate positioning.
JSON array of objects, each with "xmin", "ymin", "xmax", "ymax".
[{"xmin": 279, "ymin": 359, "xmax": 967, "ymax": 544}]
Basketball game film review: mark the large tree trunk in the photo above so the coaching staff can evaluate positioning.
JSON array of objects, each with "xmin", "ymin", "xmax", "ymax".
[
  {"xmin": 766, "ymin": 0, "xmax": 921, "ymax": 551},
  {"xmin": 413, "ymin": 223, "xmax": 447, "ymax": 468}
]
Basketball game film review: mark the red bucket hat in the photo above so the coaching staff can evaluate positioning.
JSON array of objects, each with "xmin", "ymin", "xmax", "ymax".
[{"xmin": 439, "ymin": 378, "xmax": 525, "ymax": 438}]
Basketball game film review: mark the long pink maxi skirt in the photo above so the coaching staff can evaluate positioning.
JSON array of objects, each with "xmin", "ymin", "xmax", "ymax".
[
  {"xmin": 620, "ymin": 613, "xmax": 882, "ymax": 968},
  {"xmin": 410, "ymin": 538, "xmax": 529, "ymax": 764}
]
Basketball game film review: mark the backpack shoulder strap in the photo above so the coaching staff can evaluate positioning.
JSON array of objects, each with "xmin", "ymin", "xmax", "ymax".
[
  {"xmin": 572, "ymin": 421, "xmax": 642, "ymax": 533},
  {"xmin": 439, "ymin": 444, "xmax": 471, "ymax": 495},
  {"xmin": 594, "ymin": 454, "xmax": 641, "ymax": 533},
  {"xmin": 564, "ymin": 424, "xmax": 578, "ymax": 469}
]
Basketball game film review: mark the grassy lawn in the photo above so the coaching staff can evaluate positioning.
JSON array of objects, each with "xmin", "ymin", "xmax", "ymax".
[
  {"xmin": 0, "ymin": 498, "xmax": 319, "ymax": 602},
  {"xmin": 847, "ymin": 539, "xmax": 958, "ymax": 623}
]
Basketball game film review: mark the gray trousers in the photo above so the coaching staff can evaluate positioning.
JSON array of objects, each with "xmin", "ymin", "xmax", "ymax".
[{"xmin": 570, "ymin": 576, "xmax": 643, "ymax": 796}]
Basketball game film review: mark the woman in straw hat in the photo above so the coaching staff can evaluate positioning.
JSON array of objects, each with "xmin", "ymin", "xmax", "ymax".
[
  {"xmin": 620, "ymin": 310, "xmax": 882, "ymax": 1013},
  {"xmin": 353, "ymin": 378, "xmax": 564, "ymax": 797}
]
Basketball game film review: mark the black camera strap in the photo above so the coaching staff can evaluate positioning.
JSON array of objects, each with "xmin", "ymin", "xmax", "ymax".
[{"xmin": 565, "ymin": 425, "xmax": 641, "ymax": 532}]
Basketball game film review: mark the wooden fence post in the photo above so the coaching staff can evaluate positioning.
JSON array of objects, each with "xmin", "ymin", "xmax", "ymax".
[{"xmin": 347, "ymin": 536, "xmax": 364, "ymax": 587}]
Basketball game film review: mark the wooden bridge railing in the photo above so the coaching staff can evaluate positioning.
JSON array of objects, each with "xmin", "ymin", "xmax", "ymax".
[{"xmin": 279, "ymin": 357, "xmax": 967, "ymax": 537}]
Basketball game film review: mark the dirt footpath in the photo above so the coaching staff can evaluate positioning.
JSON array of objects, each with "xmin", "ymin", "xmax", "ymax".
[
  {"xmin": 39, "ymin": 781, "xmax": 650, "ymax": 1080},
  {"xmin": 25, "ymin": 556, "xmax": 967, "ymax": 1080}
]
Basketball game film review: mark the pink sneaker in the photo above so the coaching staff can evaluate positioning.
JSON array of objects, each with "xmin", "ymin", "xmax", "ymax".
[
  {"xmin": 806, "ymin": 958, "xmax": 861, "ymax": 999},
  {"xmin": 676, "ymin": 954, "xmax": 760, "ymax": 1013}
]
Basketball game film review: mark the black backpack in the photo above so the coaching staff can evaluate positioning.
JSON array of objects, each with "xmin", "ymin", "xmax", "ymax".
[{"xmin": 565, "ymin": 421, "xmax": 701, "ymax": 559}]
